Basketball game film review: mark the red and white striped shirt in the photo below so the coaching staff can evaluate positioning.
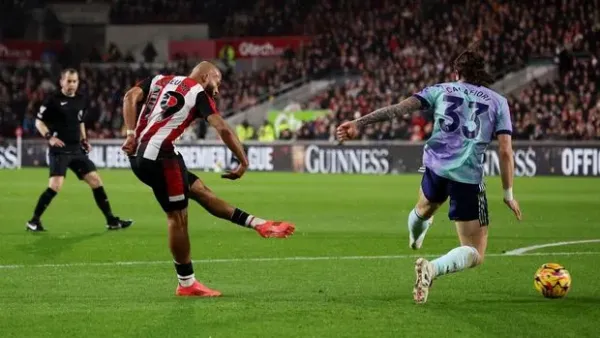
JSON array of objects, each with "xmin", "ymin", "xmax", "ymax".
[{"xmin": 134, "ymin": 75, "xmax": 219, "ymax": 160}]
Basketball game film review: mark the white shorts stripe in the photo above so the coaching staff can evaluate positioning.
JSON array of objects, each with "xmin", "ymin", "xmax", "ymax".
[{"xmin": 169, "ymin": 194, "xmax": 185, "ymax": 202}]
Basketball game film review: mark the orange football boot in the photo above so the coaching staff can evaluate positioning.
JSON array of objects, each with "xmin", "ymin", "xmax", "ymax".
[
  {"xmin": 255, "ymin": 221, "xmax": 295, "ymax": 238},
  {"xmin": 176, "ymin": 280, "xmax": 222, "ymax": 297}
]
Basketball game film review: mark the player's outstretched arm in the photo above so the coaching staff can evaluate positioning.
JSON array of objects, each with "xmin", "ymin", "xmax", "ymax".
[
  {"xmin": 121, "ymin": 86, "xmax": 145, "ymax": 155},
  {"xmin": 498, "ymin": 134, "xmax": 522, "ymax": 220},
  {"xmin": 336, "ymin": 96, "xmax": 422, "ymax": 141},
  {"xmin": 207, "ymin": 114, "xmax": 249, "ymax": 180}
]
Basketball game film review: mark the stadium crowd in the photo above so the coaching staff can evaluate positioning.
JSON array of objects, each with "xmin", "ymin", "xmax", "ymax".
[
  {"xmin": 509, "ymin": 57, "xmax": 600, "ymax": 140},
  {"xmin": 287, "ymin": 54, "xmax": 600, "ymax": 142},
  {"xmin": 1, "ymin": 0, "xmax": 599, "ymax": 141},
  {"xmin": 0, "ymin": 58, "xmax": 310, "ymax": 139},
  {"xmin": 284, "ymin": 0, "xmax": 599, "ymax": 141},
  {"xmin": 1, "ymin": 63, "xmax": 181, "ymax": 139}
]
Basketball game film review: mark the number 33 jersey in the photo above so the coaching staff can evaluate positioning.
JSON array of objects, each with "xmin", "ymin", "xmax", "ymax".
[
  {"xmin": 413, "ymin": 82, "xmax": 512, "ymax": 184},
  {"xmin": 133, "ymin": 75, "xmax": 219, "ymax": 160}
]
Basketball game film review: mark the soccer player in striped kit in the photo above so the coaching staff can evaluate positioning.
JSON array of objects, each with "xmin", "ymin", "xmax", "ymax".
[{"xmin": 122, "ymin": 62, "xmax": 294, "ymax": 297}]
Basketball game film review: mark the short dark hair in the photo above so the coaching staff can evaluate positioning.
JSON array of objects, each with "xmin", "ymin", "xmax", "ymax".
[
  {"xmin": 453, "ymin": 42, "xmax": 494, "ymax": 87},
  {"xmin": 60, "ymin": 68, "xmax": 78, "ymax": 77}
]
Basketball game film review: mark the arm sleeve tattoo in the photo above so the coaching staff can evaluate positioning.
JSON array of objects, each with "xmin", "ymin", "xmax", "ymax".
[{"xmin": 354, "ymin": 96, "xmax": 422, "ymax": 129}]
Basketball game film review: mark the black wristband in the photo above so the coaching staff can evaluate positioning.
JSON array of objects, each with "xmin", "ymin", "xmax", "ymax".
[{"xmin": 44, "ymin": 132, "xmax": 52, "ymax": 140}]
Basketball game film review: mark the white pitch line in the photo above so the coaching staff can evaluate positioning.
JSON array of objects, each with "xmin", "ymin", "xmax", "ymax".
[
  {"xmin": 0, "ymin": 251, "xmax": 599, "ymax": 270},
  {"xmin": 503, "ymin": 239, "xmax": 600, "ymax": 255}
]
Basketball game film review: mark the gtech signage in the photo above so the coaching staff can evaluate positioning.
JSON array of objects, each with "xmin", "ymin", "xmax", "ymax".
[{"xmin": 215, "ymin": 36, "xmax": 311, "ymax": 59}]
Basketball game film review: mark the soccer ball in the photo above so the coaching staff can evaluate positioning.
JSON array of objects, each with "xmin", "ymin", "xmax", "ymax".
[{"xmin": 533, "ymin": 263, "xmax": 571, "ymax": 298}]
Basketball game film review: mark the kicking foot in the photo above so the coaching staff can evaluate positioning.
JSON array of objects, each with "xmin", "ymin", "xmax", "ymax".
[
  {"xmin": 26, "ymin": 220, "xmax": 46, "ymax": 232},
  {"xmin": 413, "ymin": 258, "xmax": 435, "ymax": 304},
  {"xmin": 255, "ymin": 221, "xmax": 295, "ymax": 238},
  {"xmin": 107, "ymin": 217, "xmax": 134, "ymax": 230},
  {"xmin": 176, "ymin": 281, "xmax": 222, "ymax": 297}
]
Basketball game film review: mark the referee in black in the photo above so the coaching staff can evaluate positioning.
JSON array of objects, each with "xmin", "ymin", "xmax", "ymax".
[{"xmin": 26, "ymin": 68, "xmax": 133, "ymax": 231}]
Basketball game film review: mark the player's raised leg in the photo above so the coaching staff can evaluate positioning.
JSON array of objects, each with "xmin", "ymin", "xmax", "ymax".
[
  {"xmin": 187, "ymin": 172, "xmax": 295, "ymax": 238},
  {"xmin": 27, "ymin": 175, "xmax": 64, "ymax": 231}
]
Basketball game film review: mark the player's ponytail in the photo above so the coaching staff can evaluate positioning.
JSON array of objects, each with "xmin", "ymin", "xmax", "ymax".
[{"xmin": 453, "ymin": 39, "xmax": 494, "ymax": 87}]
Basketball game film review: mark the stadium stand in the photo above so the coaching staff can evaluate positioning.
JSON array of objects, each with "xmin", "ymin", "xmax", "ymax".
[
  {"xmin": 509, "ymin": 57, "xmax": 600, "ymax": 140},
  {"xmin": 0, "ymin": 0, "xmax": 34, "ymax": 40},
  {"xmin": 284, "ymin": 0, "xmax": 600, "ymax": 141},
  {"xmin": 1, "ymin": 0, "xmax": 599, "ymax": 140},
  {"xmin": 0, "ymin": 61, "xmax": 194, "ymax": 139}
]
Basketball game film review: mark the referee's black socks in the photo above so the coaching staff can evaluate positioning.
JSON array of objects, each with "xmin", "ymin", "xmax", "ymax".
[
  {"xmin": 92, "ymin": 186, "xmax": 116, "ymax": 223},
  {"xmin": 31, "ymin": 188, "xmax": 58, "ymax": 222}
]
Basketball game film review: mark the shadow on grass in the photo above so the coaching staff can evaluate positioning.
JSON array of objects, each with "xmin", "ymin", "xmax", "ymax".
[{"xmin": 17, "ymin": 231, "xmax": 105, "ymax": 259}]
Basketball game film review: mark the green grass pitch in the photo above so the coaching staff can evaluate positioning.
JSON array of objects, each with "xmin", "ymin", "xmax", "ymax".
[{"xmin": 1, "ymin": 169, "xmax": 599, "ymax": 337}]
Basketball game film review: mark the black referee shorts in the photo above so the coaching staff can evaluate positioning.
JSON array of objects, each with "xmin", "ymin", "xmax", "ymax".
[
  {"xmin": 130, "ymin": 154, "xmax": 190, "ymax": 213},
  {"xmin": 49, "ymin": 151, "xmax": 97, "ymax": 180}
]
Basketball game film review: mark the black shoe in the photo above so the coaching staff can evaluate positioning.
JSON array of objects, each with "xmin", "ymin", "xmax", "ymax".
[
  {"xmin": 26, "ymin": 220, "xmax": 46, "ymax": 232},
  {"xmin": 107, "ymin": 217, "xmax": 134, "ymax": 230}
]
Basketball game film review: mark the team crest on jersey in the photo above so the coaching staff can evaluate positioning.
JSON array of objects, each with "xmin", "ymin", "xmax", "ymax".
[{"xmin": 161, "ymin": 93, "xmax": 179, "ymax": 108}]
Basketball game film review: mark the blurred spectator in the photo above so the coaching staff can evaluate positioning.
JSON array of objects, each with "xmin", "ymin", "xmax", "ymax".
[
  {"xmin": 235, "ymin": 120, "xmax": 255, "ymax": 141},
  {"xmin": 88, "ymin": 47, "xmax": 103, "ymax": 63},
  {"xmin": 143, "ymin": 43, "xmax": 158, "ymax": 63},
  {"xmin": 296, "ymin": 125, "xmax": 314, "ymax": 140},
  {"xmin": 22, "ymin": 112, "xmax": 36, "ymax": 136},
  {"xmin": 257, "ymin": 120, "xmax": 275, "ymax": 142},
  {"xmin": 124, "ymin": 52, "xmax": 135, "ymax": 63},
  {"xmin": 278, "ymin": 128, "xmax": 293, "ymax": 140},
  {"xmin": 106, "ymin": 43, "xmax": 123, "ymax": 62}
]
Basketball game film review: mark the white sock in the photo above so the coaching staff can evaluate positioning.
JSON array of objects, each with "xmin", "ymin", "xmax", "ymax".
[
  {"xmin": 245, "ymin": 215, "xmax": 266, "ymax": 228},
  {"xmin": 431, "ymin": 246, "xmax": 480, "ymax": 277},
  {"xmin": 177, "ymin": 273, "xmax": 196, "ymax": 287},
  {"xmin": 174, "ymin": 260, "xmax": 196, "ymax": 287},
  {"xmin": 408, "ymin": 209, "xmax": 432, "ymax": 247}
]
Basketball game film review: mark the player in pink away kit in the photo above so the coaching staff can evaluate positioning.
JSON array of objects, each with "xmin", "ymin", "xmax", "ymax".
[{"xmin": 121, "ymin": 62, "xmax": 294, "ymax": 296}]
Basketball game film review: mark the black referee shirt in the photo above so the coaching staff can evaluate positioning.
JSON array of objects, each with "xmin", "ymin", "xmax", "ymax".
[{"xmin": 37, "ymin": 91, "xmax": 87, "ymax": 153}]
